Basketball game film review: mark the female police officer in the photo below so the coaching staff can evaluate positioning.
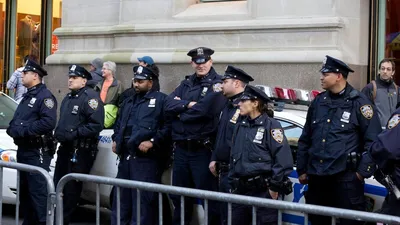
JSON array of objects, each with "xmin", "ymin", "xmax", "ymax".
[{"xmin": 228, "ymin": 85, "xmax": 293, "ymax": 225}]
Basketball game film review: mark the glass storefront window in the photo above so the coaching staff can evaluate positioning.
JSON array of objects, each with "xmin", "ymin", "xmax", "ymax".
[
  {"xmin": 15, "ymin": 0, "xmax": 42, "ymax": 68},
  {"xmin": 52, "ymin": 0, "xmax": 61, "ymax": 54},
  {"xmin": 384, "ymin": 0, "xmax": 400, "ymax": 83}
]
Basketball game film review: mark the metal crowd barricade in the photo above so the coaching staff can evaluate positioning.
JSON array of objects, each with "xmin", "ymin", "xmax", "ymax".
[
  {"xmin": 0, "ymin": 160, "xmax": 56, "ymax": 225},
  {"xmin": 56, "ymin": 173, "xmax": 400, "ymax": 225}
]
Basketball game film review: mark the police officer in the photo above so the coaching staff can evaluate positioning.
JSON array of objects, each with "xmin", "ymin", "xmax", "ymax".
[
  {"xmin": 209, "ymin": 65, "xmax": 254, "ymax": 225},
  {"xmin": 7, "ymin": 59, "xmax": 57, "ymax": 225},
  {"xmin": 111, "ymin": 65, "xmax": 171, "ymax": 225},
  {"xmin": 368, "ymin": 110, "xmax": 400, "ymax": 218},
  {"xmin": 53, "ymin": 65, "xmax": 104, "ymax": 225},
  {"xmin": 165, "ymin": 47, "xmax": 226, "ymax": 225},
  {"xmin": 228, "ymin": 85, "xmax": 293, "ymax": 225},
  {"xmin": 296, "ymin": 56, "xmax": 382, "ymax": 225}
]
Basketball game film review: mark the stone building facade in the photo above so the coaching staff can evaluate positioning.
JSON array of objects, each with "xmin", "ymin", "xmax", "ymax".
[{"xmin": 45, "ymin": 0, "xmax": 371, "ymax": 101}]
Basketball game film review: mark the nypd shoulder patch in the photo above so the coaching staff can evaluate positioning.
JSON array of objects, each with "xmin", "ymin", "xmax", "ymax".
[
  {"xmin": 88, "ymin": 99, "xmax": 99, "ymax": 110},
  {"xmin": 387, "ymin": 114, "xmax": 400, "ymax": 129},
  {"xmin": 213, "ymin": 83, "xmax": 222, "ymax": 92},
  {"xmin": 44, "ymin": 98, "xmax": 54, "ymax": 109},
  {"xmin": 271, "ymin": 128, "xmax": 284, "ymax": 144},
  {"xmin": 360, "ymin": 104, "xmax": 373, "ymax": 119}
]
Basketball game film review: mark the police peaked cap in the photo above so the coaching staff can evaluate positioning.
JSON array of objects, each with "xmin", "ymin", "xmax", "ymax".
[
  {"xmin": 187, "ymin": 47, "xmax": 214, "ymax": 64},
  {"xmin": 241, "ymin": 85, "xmax": 271, "ymax": 103},
  {"xmin": 320, "ymin": 55, "xmax": 354, "ymax": 74},
  {"xmin": 68, "ymin": 64, "xmax": 92, "ymax": 80},
  {"xmin": 222, "ymin": 65, "xmax": 254, "ymax": 84},
  {"xmin": 133, "ymin": 65, "xmax": 157, "ymax": 80},
  {"xmin": 22, "ymin": 60, "xmax": 48, "ymax": 77}
]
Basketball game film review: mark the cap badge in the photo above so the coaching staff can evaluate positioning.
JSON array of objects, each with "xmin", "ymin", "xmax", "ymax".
[
  {"xmin": 70, "ymin": 65, "xmax": 76, "ymax": 72},
  {"xmin": 197, "ymin": 48, "xmax": 204, "ymax": 56},
  {"xmin": 137, "ymin": 66, "xmax": 143, "ymax": 74}
]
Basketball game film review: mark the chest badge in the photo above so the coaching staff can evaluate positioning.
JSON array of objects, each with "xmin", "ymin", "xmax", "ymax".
[
  {"xmin": 230, "ymin": 109, "xmax": 240, "ymax": 124},
  {"xmin": 148, "ymin": 98, "xmax": 156, "ymax": 108},
  {"xmin": 201, "ymin": 87, "xmax": 208, "ymax": 97},
  {"xmin": 28, "ymin": 97, "xmax": 37, "ymax": 107},
  {"xmin": 72, "ymin": 105, "xmax": 79, "ymax": 114},
  {"xmin": 253, "ymin": 127, "xmax": 265, "ymax": 144},
  {"xmin": 340, "ymin": 111, "xmax": 351, "ymax": 123}
]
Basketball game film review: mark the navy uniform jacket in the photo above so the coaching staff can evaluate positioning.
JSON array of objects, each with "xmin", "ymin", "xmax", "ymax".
[
  {"xmin": 112, "ymin": 90, "xmax": 171, "ymax": 156},
  {"xmin": 369, "ymin": 108, "xmax": 400, "ymax": 186},
  {"xmin": 164, "ymin": 67, "xmax": 227, "ymax": 141},
  {"xmin": 211, "ymin": 92, "xmax": 242, "ymax": 163},
  {"xmin": 229, "ymin": 113, "xmax": 293, "ymax": 192},
  {"xmin": 297, "ymin": 84, "xmax": 382, "ymax": 178},
  {"xmin": 55, "ymin": 86, "xmax": 104, "ymax": 143},
  {"xmin": 7, "ymin": 83, "xmax": 57, "ymax": 139}
]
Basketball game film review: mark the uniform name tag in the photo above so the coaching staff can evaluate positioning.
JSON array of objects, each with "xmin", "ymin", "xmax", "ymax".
[
  {"xmin": 148, "ymin": 99, "xmax": 156, "ymax": 108},
  {"xmin": 72, "ymin": 105, "xmax": 79, "ymax": 114},
  {"xmin": 28, "ymin": 97, "xmax": 36, "ymax": 107},
  {"xmin": 230, "ymin": 109, "xmax": 240, "ymax": 124},
  {"xmin": 340, "ymin": 111, "xmax": 351, "ymax": 123},
  {"xmin": 253, "ymin": 127, "xmax": 265, "ymax": 144}
]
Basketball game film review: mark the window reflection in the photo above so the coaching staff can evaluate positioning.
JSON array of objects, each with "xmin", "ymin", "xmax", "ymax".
[{"xmin": 16, "ymin": 0, "xmax": 42, "ymax": 67}]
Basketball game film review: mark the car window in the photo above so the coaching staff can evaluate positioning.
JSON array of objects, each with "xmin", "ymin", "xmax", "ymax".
[
  {"xmin": 0, "ymin": 94, "xmax": 17, "ymax": 129},
  {"xmin": 277, "ymin": 119, "xmax": 302, "ymax": 166}
]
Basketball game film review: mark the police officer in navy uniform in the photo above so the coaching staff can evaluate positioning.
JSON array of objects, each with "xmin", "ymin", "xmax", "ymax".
[
  {"xmin": 368, "ymin": 110, "xmax": 400, "ymax": 218},
  {"xmin": 7, "ymin": 59, "xmax": 57, "ymax": 225},
  {"xmin": 53, "ymin": 65, "xmax": 104, "ymax": 225},
  {"xmin": 297, "ymin": 56, "xmax": 382, "ymax": 225},
  {"xmin": 165, "ymin": 47, "xmax": 226, "ymax": 225},
  {"xmin": 111, "ymin": 65, "xmax": 171, "ymax": 225},
  {"xmin": 229, "ymin": 85, "xmax": 293, "ymax": 225},
  {"xmin": 209, "ymin": 65, "xmax": 254, "ymax": 225}
]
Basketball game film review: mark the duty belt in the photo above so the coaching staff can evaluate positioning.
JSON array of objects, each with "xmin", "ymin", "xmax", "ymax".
[
  {"xmin": 176, "ymin": 138, "xmax": 213, "ymax": 152},
  {"xmin": 231, "ymin": 174, "xmax": 270, "ymax": 194},
  {"xmin": 176, "ymin": 139, "xmax": 206, "ymax": 152}
]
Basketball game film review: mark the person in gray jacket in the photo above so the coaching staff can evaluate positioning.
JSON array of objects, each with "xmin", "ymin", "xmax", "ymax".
[{"xmin": 361, "ymin": 58, "xmax": 400, "ymax": 129}]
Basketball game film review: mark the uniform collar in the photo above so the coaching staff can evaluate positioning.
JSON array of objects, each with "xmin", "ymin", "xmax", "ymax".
[
  {"xmin": 25, "ymin": 83, "xmax": 44, "ymax": 96},
  {"xmin": 69, "ymin": 86, "xmax": 87, "ymax": 97},
  {"xmin": 322, "ymin": 83, "xmax": 355, "ymax": 103},
  {"xmin": 241, "ymin": 113, "xmax": 268, "ymax": 126},
  {"xmin": 229, "ymin": 92, "xmax": 244, "ymax": 106},
  {"xmin": 190, "ymin": 67, "xmax": 218, "ymax": 83}
]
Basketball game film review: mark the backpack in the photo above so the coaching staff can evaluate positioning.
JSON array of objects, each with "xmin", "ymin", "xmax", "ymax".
[{"xmin": 371, "ymin": 80, "xmax": 399, "ymax": 102}]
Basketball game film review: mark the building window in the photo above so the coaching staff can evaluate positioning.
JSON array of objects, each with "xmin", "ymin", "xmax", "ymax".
[
  {"xmin": 51, "ymin": 0, "xmax": 62, "ymax": 54},
  {"xmin": 0, "ymin": 0, "xmax": 6, "ymax": 91},
  {"xmin": 16, "ymin": 0, "xmax": 42, "ymax": 68}
]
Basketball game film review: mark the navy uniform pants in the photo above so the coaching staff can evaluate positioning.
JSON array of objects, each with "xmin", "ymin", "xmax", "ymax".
[
  {"xmin": 53, "ymin": 145, "xmax": 96, "ymax": 225},
  {"xmin": 111, "ymin": 154, "xmax": 162, "ymax": 225},
  {"xmin": 231, "ymin": 189, "xmax": 277, "ymax": 225},
  {"xmin": 170, "ymin": 145, "xmax": 220, "ymax": 225},
  {"xmin": 219, "ymin": 169, "xmax": 230, "ymax": 225},
  {"xmin": 17, "ymin": 147, "xmax": 52, "ymax": 225},
  {"xmin": 305, "ymin": 171, "xmax": 365, "ymax": 225}
]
